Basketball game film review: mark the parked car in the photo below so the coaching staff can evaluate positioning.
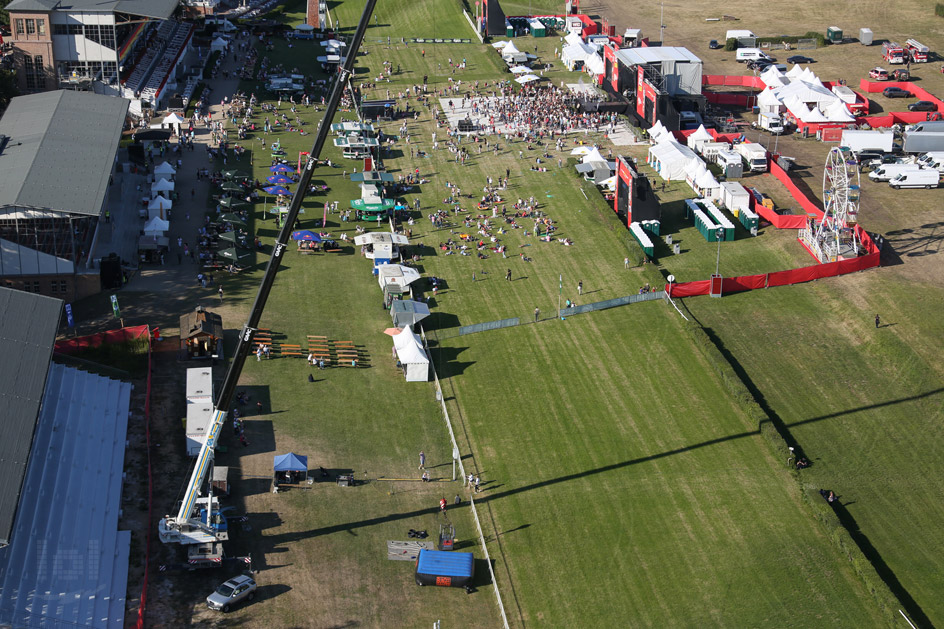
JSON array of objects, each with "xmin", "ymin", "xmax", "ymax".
[
  {"xmin": 883, "ymin": 86, "xmax": 913, "ymax": 98},
  {"xmin": 786, "ymin": 55, "xmax": 814, "ymax": 64},
  {"xmin": 909, "ymin": 101, "xmax": 938, "ymax": 112},
  {"xmin": 869, "ymin": 67, "xmax": 890, "ymax": 80},
  {"xmin": 891, "ymin": 69, "xmax": 911, "ymax": 81},
  {"xmin": 708, "ymin": 39, "xmax": 721, "ymax": 49},
  {"xmin": 747, "ymin": 59, "xmax": 774, "ymax": 71},
  {"xmin": 206, "ymin": 575, "xmax": 257, "ymax": 612}
]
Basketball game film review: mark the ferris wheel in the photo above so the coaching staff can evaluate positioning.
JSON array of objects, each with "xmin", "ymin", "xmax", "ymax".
[{"xmin": 814, "ymin": 146, "xmax": 861, "ymax": 260}]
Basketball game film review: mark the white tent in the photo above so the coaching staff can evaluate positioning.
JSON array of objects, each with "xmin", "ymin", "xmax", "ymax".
[
  {"xmin": 824, "ymin": 99, "xmax": 855, "ymax": 122},
  {"xmin": 648, "ymin": 141, "xmax": 697, "ymax": 181},
  {"xmin": 757, "ymin": 88, "xmax": 784, "ymax": 114},
  {"xmin": 377, "ymin": 264, "xmax": 421, "ymax": 289},
  {"xmin": 163, "ymin": 112, "xmax": 185, "ymax": 125},
  {"xmin": 584, "ymin": 53, "xmax": 605, "ymax": 76},
  {"xmin": 151, "ymin": 178, "xmax": 175, "ymax": 197},
  {"xmin": 686, "ymin": 124, "xmax": 713, "ymax": 150},
  {"xmin": 564, "ymin": 32, "xmax": 583, "ymax": 47},
  {"xmin": 143, "ymin": 216, "xmax": 169, "ymax": 236},
  {"xmin": 491, "ymin": 40, "xmax": 509, "ymax": 49},
  {"xmin": 392, "ymin": 325, "xmax": 429, "ymax": 382},
  {"xmin": 210, "ymin": 37, "xmax": 228, "ymax": 53},
  {"xmin": 154, "ymin": 161, "xmax": 176, "ymax": 176},
  {"xmin": 570, "ymin": 146, "xmax": 592, "ymax": 156},
  {"xmin": 515, "ymin": 74, "xmax": 540, "ymax": 84},
  {"xmin": 598, "ymin": 176, "xmax": 617, "ymax": 191},
  {"xmin": 147, "ymin": 195, "xmax": 172, "ymax": 220},
  {"xmin": 693, "ymin": 168, "xmax": 721, "ymax": 200},
  {"xmin": 581, "ymin": 147, "xmax": 606, "ymax": 165},
  {"xmin": 501, "ymin": 41, "xmax": 521, "ymax": 57},
  {"xmin": 509, "ymin": 66, "xmax": 531, "ymax": 74},
  {"xmin": 786, "ymin": 64, "xmax": 806, "ymax": 79}
]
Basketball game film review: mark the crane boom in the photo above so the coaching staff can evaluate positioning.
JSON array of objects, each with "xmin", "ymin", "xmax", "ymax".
[{"xmin": 159, "ymin": 0, "xmax": 378, "ymax": 545}]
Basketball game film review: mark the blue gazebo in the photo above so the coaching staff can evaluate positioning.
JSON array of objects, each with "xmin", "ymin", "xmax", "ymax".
[{"xmin": 274, "ymin": 452, "xmax": 308, "ymax": 485}]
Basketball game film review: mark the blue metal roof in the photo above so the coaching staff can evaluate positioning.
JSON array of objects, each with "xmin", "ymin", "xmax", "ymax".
[
  {"xmin": 0, "ymin": 362, "xmax": 132, "ymax": 628},
  {"xmin": 416, "ymin": 550, "xmax": 474, "ymax": 577}
]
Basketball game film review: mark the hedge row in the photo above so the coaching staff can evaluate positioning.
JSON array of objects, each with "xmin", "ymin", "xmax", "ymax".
[
  {"xmin": 680, "ymin": 317, "xmax": 903, "ymax": 626},
  {"xmin": 937, "ymin": 3, "xmax": 944, "ymax": 17}
]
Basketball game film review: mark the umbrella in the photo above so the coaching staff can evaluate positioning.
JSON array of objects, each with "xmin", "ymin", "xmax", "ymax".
[
  {"xmin": 510, "ymin": 66, "xmax": 531, "ymax": 74},
  {"xmin": 219, "ymin": 197, "xmax": 248, "ymax": 208},
  {"xmin": 264, "ymin": 185, "xmax": 291, "ymax": 195},
  {"xmin": 223, "ymin": 170, "xmax": 248, "ymax": 180},
  {"xmin": 570, "ymin": 146, "xmax": 592, "ymax": 156},
  {"xmin": 221, "ymin": 181, "xmax": 243, "ymax": 192},
  {"xmin": 218, "ymin": 231, "xmax": 244, "ymax": 244},
  {"xmin": 219, "ymin": 213, "xmax": 247, "ymax": 225},
  {"xmin": 491, "ymin": 41, "xmax": 509, "ymax": 49},
  {"xmin": 217, "ymin": 247, "xmax": 252, "ymax": 261},
  {"xmin": 515, "ymin": 74, "xmax": 540, "ymax": 84},
  {"xmin": 270, "ymin": 164, "xmax": 294, "ymax": 173},
  {"xmin": 383, "ymin": 327, "xmax": 403, "ymax": 336},
  {"xmin": 291, "ymin": 230, "xmax": 322, "ymax": 242},
  {"xmin": 267, "ymin": 175, "xmax": 293, "ymax": 184}
]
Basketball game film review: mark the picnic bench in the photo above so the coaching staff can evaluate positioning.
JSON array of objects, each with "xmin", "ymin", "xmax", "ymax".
[{"xmin": 276, "ymin": 343, "xmax": 304, "ymax": 357}]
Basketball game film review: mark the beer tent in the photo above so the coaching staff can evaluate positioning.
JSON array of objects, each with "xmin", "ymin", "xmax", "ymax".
[{"xmin": 391, "ymin": 325, "xmax": 429, "ymax": 382}]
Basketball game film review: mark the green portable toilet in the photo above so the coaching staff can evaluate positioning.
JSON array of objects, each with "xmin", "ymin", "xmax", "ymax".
[
  {"xmin": 826, "ymin": 26, "xmax": 843, "ymax": 44},
  {"xmin": 505, "ymin": 20, "xmax": 514, "ymax": 38},
  {"xmin": 529, "ymin": 18, "xmax": 546, "ymax": 37}
]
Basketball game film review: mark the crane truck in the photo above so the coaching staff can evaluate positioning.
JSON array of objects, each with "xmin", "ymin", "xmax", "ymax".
[{"xmin": 157, "ymin": 0, "xmax": 378, "ymax": 568}]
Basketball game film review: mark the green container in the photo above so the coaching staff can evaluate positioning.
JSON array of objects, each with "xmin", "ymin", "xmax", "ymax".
[
  {"xmin": 506, "ymin": 21, "xmax": 515, "ymax": 38},
  {"xmin": 826, "ymin": 26, "xmax": 843, "ymax": 43}
]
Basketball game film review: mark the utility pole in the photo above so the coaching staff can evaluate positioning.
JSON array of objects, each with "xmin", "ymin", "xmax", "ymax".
[{"xmin": 660, "ymin": 2, "xmax": 665, "ymax": 45}]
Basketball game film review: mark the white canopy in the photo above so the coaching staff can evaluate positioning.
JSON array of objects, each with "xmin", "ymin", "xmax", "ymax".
[
  {"xmin": 163, "ymin": 112, "xmax": 185, "ymax": 125},
  {"xmin": 598, "ymin": 176, "xmax": 617, "ymax": 191},
  {"xmin": 786, "ymin": 64, "xmax": 806, "ymax": 78},
  {"xmin": 581, "ymin": 147, "xmax": 606, "ymax": 165},
  {"xmin": 564, "ymin": 32, "xmax": 583, "ymax": 47},
  {"xmin": 516, "ymin": 74, "xmax": 540, "ymax": 84},
  {"xmin": 143, "ymin": 216, "xmax": 169, "ymax": 235},
  {"xmin": 148, "ymin": 196, "xmax": 172, "ymax": 210},
  {"xmin": 686, "ymin": 124, "xmax": 713, "ymax": 149},
  {"xmin": 570, "ymin": 146, "xmax": 592, "ymax": 156},
  {"xmin": 392, "ymin": 325, "xmax": 429, "ymax": 382},
  {"xmin": 377, "ymin": 264, "xmax": 421, "ymax": 289},
  {"xmin": 323, "ymin": 39, "xmax": 346, "ymax": 47},
  {"xmin": 151, "ymin": 178, "xmax": 175, "ymax": 195},
  {"xmin": 295, "ymin": 23, "xmax": 315, "ymax": 31},
  {"xmin": 510, "ymin": 65, "xmax": 531, "ymax": 74},
  {"xmin": 648, "ymin": 141, "xmax": 697, "ymax": 181},
  {"xmin": 353, "ymin": 232, "xmax": 409, "ymax": 246},
  {"xmin": 584, "ymin": 53, "xmax": 605, "ymax": 75},
  {"xmin": 210, "ymin": 37, "xmax": 228, "ymax": 53},
  {"xmin": 501, "ymin": 41, "xmax": 521, "ymax": 56},
  {"xmin": 491, "ymin": 40, "xmax": 509, "ymax": 49},
  {"xmin": 154, "ymin": 161, "xmax": 176, "ymax": 176}
]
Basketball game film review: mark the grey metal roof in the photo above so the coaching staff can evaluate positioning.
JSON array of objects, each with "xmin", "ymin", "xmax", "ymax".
[
  {"xmin": 6, "ymin": 0, "xmax": 177, "ymax": 20},
  {"xmin": 0, "ymin": 362, "xmax": 132, "ymax": 628},
  {"xmin": 0, "ymin": 90, "xmax": 129, "ymax": 217},
  {"xmin": 0, "ymin": 287, "xmax": 61, "ymax": 548}
]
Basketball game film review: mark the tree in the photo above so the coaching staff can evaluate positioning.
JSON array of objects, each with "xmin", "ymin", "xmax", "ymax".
[
  {"xmin": 0, "ymin": 0, "xmax": 11, "ymax": 27},
  {"xmin": 0, "ymin": 69, "xmax": 18, "ymax": 115}
]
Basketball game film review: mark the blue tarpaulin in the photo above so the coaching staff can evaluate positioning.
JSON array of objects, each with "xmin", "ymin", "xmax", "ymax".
[{"xmin": 273, "ymin": 452, "xmax": 308, "ymax": 471}]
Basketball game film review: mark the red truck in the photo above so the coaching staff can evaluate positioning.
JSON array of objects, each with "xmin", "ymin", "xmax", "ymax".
[
  {"xmin": 905, "ymin": 39, "xmax": 929, "ymax": 63},
  {"xmin": 882, "ymin": 41, "xmax": 906, "ymax": 65}
]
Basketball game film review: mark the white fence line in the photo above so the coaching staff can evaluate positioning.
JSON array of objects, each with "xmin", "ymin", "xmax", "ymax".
[
  {"xmin": 419, "ymin": 325, "xmax": 510, "ymax": 629},
  {"xmin": 462, "ymin": 10, "xmax": 484, "ymax": 43}
]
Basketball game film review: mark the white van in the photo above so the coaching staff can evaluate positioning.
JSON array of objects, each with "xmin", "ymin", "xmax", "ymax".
[
  {"xmin": 868, "ymin": 163, "xmax": 924, "ymax": 182},
  {"xmin": 736, "ymin": 48, "xmax": 771, "ymax": 62},
  {"xmin": 890, "ymin": 170, "xmax": 940, "ymax": 189},
  {"xmin": 915, "ymin": 152, "xmax": 944, "ymax": 173}
]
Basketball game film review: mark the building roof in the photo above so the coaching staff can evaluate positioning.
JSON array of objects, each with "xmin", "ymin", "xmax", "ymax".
[
  {"xmin": 6, "ymin": 0, "xmax": 177, "ymax": 20},
  {"xmin": 0, "ymin": 238, "xmax": 75, "ymax": 276},
  {"xmin": 0, "ymin": 287, "xmax": 62, "ymax": 547},
  {"xmin": 615, "ymin": 46, "xmax": 701, "ymax": 67},
  {"xmin": 0, "ymin": 362, "xmax": 133, "ymax": 627},
  {"xmin": 180, "ymin": 307, "xmax": 224, "ymax": 340},
  {"xmin": 0, "ymin": 90, "xmax": 129, "ymax": 217}
]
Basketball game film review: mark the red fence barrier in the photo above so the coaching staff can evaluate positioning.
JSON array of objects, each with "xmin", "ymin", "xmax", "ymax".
[{"xmin": 54, "ymin": 325, "xmax": 150, "ymax": 354}]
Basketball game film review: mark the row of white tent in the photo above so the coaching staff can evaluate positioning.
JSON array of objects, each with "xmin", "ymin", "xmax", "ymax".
[
  {"xmin": 756, "ymin": 65, "xmax": 855, "ymax": 124},
  {"xmin": 374, "ymin": 264, "xmax": 430, "ymax": 382},
  {"xmin": 560, "ymin": 32, "xmax": 605, "ymax": 76},
  {"xmin": 646, "ymin": 122, "xmax": 722, "ymax": 201}
]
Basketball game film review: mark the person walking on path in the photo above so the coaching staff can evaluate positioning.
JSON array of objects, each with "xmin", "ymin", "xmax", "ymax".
[
  {"xmin": 534, "ymin": 307, "xmax": 540, "ymax": 323},
  {"xmin": 577, "ymin": 280, "xmax": 583, "ymax": 296},
  {"xmin": 875, "ymin": 314, "xmax": 881, "ymax": 328},
  {"xmin": 419, "ymin": 450, "xmax": 426, "ymax": 470},
  {"xmin": 218, "ymin": 286, "xmax": 224, "ymax": 302}
]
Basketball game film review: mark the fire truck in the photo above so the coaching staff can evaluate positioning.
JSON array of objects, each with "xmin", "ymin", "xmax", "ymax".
[
  {"xmin": 905, "ymin": 39, "xmax": 929, "ymax": 63},
  {"xmin": 882, "ymin": 41, "xmax": 906, "ymax": 65}
]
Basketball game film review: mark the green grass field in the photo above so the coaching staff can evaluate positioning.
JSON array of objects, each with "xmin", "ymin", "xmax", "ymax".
[{"xmin": 132, "ymin": 0, "xmax": 944, "ymax": 625}]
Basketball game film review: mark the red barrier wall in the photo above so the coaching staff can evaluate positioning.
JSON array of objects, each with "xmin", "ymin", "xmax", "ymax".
[
  {"xmin": 768, "ymin": 159, "xmax": 824, "ymax": 218},
  {"xmin": 858, "ymin": 80, "xmax": 944, "ymax": 110},
  {"xmin": 55, "ymin": 325, "xmax": 150, "ymax": 354}
]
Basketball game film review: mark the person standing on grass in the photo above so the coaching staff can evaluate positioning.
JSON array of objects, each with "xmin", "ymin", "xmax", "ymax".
[
  {"xmin": 875, "ymin": 314, "xmax": 881, "ymax": 328},
  {"xmin": 419, "ymin": 450, "xmax": 426, "ymax": 470},
  {"xmin": 474, "ymin": 476, "xmax": 481, "ymax": 493},
  {"xmin": 506, "ymin": 268, "xmax": 512, "ymax": 281},
  {"xmin": 578, "ymin": 280, "xmax": 583, "ymax": 296},
  {"xmin": 439, "ymin": 497, "xmax": 447, "ymax": 514},
  {"xmin": 218, "ymin": 286, "xmax": 224, "ymax": 303},
  {"xmin": 534, "ymin": 307, "xmax": 540, "ymax": 323},
  {"xmin": 624, "ymin": 256, "xmax": 629, "ymax": 269}
]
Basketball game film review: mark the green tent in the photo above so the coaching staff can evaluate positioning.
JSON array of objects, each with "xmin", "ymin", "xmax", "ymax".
[{"xmin": 219, "ymin": 213, "xmax": 247, "ymax": 225}]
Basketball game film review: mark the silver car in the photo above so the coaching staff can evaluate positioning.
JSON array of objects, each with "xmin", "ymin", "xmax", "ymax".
[{"xmin": 206, "ymin": 575, "xmax": 257, "ymax": 612}]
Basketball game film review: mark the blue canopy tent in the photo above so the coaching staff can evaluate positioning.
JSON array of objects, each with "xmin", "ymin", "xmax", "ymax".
[
  {"xmin": 274, "ymin": 452, "xmax": 308, "ymax": 485},
  {"xmin": 270, "ymin": 164, "xmax": 294, "ymax": 173},
  {"xmin": 291, "ymin": 230, "xmax": 322, "ymax": 242}
]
